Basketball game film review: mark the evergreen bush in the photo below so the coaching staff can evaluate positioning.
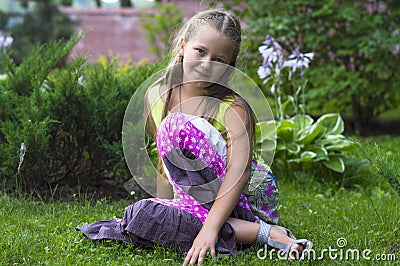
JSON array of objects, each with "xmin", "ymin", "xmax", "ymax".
[{"xmin": 0, "ymin": 37, "xmax": 164, "ymax": 196}]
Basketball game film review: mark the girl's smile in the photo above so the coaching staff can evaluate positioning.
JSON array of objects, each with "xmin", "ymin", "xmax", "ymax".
[
  {"xmin": 180, "ymin": 25, "xmax": 235, "ymax": 89},
  {"xmin": 193, "ymin": 69, "xmax": 209, "ymax": 79}
]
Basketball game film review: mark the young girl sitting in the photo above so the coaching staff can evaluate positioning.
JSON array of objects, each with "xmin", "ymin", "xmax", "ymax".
[{"xmin": 77, "ymin": 9, "xmax": 312, "ymax": 264}]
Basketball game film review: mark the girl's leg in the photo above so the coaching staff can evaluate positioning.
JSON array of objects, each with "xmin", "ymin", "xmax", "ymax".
[
  {"xmin": 227, "ymin": 217, "xmax": 308, "ymax": 259},
  {"xmin": 227, "ymin": 217, "xmax": 292, "ymax": 244},
  {"xmin": 226, "ymin": 217, "xmax": 258, "ymax": 244}
]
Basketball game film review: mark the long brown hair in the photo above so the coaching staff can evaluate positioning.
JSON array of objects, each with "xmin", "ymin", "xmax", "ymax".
[{"xmin": 148, "ymin": 9, "xmax": 257, "ymax": 177}]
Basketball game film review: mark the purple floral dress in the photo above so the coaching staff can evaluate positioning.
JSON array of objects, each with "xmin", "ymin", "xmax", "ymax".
[{"xmin": 77, "ymin": 106, "xmax": 278, "ymax": 257}]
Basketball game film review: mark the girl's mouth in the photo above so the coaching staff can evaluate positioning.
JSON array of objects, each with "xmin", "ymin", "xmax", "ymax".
[{"xmin": 194, "ymin": 69, "xmax": 210, "ymax": 80}]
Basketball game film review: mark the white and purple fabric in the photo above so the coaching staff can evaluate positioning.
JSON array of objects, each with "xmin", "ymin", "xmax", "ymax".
[{"xmin": 77, "ymin": 112, "xmax": 279, "ymax": 257}]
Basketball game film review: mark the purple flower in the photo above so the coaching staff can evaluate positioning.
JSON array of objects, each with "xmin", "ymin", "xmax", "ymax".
[
  {"xmin": 262, "ymin": 35, "xmax": 275, "ymax": 46},
  {"xmin": 259, "ymin": 46, "xmax": 278, "ymax": 62},
  {"xmin": 258, "ymin": 42, "xmax": 284, "ymax": 82},
  {"xmin": 259, "ymin": 34, "xmax": 284, "ymax": 66},
  {"xmin": 270, "ymin": 84, "xmax": 275, "ymax": 94},
  {"xmin": 283, "ymin": 47, "xmax": 314, "ymax": 73},
  {"xmin": 262, "ymin": 34, "xmax": 282, "ymax": 51}
]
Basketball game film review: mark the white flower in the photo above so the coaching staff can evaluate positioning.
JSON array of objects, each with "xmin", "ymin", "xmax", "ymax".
[
  {"xmin": 270, "ymin": 84, "xmax": 275, "ymax": 94},
  {"xmin": 78, "ymin": 75, "xmax": 86, "ymax": 86},
  {"xmin": 257, "ymin": 65, "xmax": 271, "ymax": 81},
  {"xmin": 259, "ymin": 46, "xmax": 280, "ymax": 64},
  {"xmin": 283, "ymin": 49, "xmax": 314, "ymax": 73},
  {"xmin": 0, "ymin": 31, "xmax": 13, "ymax": 52}
]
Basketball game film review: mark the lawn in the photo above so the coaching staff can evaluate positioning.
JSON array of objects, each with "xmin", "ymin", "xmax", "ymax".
[{"xmin": 1, "ymin": 136, "xmax": 399, "ymax": 265}]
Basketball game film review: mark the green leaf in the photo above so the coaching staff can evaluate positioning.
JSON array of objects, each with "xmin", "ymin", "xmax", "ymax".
[
  {"xmin": 308, "ymin": 147, "xmax": 329, "ymax": 161},
  {"xmin": 300, "ymin": 151, "xmax": 317, "ymax": 161},
  {"xmin": 276, "ymin": 127, "xmax": 293, "ymax": 143},
  {"xmin": 287, "ymin": 151, "xmax": 316, "ymax": 163},
  {"xmin": 278, "ymin": 119, "xmax": 294, "ymax": 129},
  {"xmin": 255, "ymin": 120, "xmax": 276, "ymax": 143},
  {"xmin": 317, "ymin": 135, "xmax": 346, "ymax": 146},
  {"xmin": 281, "ymin": 96, "xmax": 296, "ymax": 115},
  {"xmin": 276, "ymin": 138, "xmax": 286, "ymax": 151},
  {"xmin": 325, "ymin": 139, "xmax": 354, "ymax": 152},
  {"xmin": 323, "ymin": 156, "xmax": 345, "ymax": 173},
  {"xmin": 316, "ymin": 113, "xmax": 344, "ymax": 135},
  {"xmin": 287, "ymin": 143, "xmax": 301, "ymax": 154},
  {"xmin": 297, "ymin": 122, "xmax": 323, "ymax": 144},
  {"xmin": 292, "ymin": 114, "xmax": 314, "ymax": 131}
]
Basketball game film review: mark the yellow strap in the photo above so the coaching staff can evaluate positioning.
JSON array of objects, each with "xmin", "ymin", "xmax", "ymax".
[
  {"xmin": 212, "ymin": 97, "xmax": 234, "ymax": 132},
  {"xmin": 148, "ymin": 84, "xmax": 234, "ymax": 132},
  {"xmin": 147, "ymin": 84, "xmax": 164, "ymax": 128}
]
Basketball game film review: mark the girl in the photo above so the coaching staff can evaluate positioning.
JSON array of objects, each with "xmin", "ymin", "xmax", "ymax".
[{"xmin": 77, "ymin": 9, "xmax": 312, "ymax": 264}]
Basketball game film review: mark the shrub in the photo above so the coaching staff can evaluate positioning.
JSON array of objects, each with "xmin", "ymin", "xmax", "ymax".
[{"xmin": 0, "ymin": 37, "xmax": 164, "ymax": 196}]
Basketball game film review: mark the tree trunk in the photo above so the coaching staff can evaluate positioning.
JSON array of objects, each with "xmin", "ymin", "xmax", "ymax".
[
  {"xmin": 351, "ymin": 94, "xmax": 374, "ymax": 136},
  {"xmin": 120, "ymin": 0, "xmax": 132, "ymax": 7},
  {"xmin": 95, "ymin": 0, "xmax": 102, "ymax": 7}
]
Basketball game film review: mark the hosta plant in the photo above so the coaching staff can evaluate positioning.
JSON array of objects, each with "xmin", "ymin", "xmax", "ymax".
[
  {"xmin": 255, "ymin": 35, "xmax": 354, "ymax": 173},
  {"xmin": 256, "ymin": 113, "xmax": 353, "ymax": 173}
]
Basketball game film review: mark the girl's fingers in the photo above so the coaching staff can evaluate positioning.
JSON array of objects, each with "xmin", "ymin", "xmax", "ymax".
[
  {"xmin": 197, "ymin": 249, "xmax": 208, "ymax": 265},
  {"xmin": 183, "ymin": 247, "xmax": 214, "ymax": 265},
  {"xmin": 189, "ymin": 250, "xmax": 199, "ymax": 265},
  {"xmin": 210, "ymin": 247, "xmax": 216, "ymax": 259},
  {"xmin": 183, "ymin": 248, "xmax": 195, "ymax": 265}
]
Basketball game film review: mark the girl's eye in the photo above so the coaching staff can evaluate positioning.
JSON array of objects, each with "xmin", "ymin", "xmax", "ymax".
[
  {"xmin": 214, "ymin": 58, "xmax": 225, "ymax": 63},
  {"xmin": 195, "ymin": 48, "xmax": 205, "ymax": 55}
]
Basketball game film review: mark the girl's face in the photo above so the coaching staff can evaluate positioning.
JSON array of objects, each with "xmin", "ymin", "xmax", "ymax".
[{"xmin": 180, "ymin": 25, "xmax": 235, "ymax": 89}]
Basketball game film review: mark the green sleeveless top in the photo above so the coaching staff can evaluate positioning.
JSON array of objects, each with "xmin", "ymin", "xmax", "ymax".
[
  {"xmin": 147, "ymin": 84, "xmax": 234, "ymax": 134},
  {"xmin": 147, "ymin": 83, "xmax": 271, "ymax": 172}
]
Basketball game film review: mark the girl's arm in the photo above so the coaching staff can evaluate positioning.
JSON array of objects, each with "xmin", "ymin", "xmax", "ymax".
[
  {"xmin": 183, "ymin": 103, "xmax": 252, "ymax": 265},
  {"xmin": 204, "ymin": 103, "xmax": 252, "ymax": 231},
  {"xmin": 144, "ymin": 88, "xmax": 174, "ymax": 199},
  {"xmin": 157, "ymin": 174, "xmax": 174, "ymax": 199}
]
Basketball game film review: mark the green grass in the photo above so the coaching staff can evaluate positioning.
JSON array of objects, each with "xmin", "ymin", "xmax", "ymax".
[{"xmin": 1, "ymin": 136, "xmax": 399, "ymax": 265}]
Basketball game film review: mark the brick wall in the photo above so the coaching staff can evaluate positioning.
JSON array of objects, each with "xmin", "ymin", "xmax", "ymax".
[{"xmin": 60, "ymin": 0, "xmax": 215, "ymax": 64}]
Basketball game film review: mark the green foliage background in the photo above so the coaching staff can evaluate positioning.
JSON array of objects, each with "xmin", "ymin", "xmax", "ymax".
[
  {"xmin": 140, "ymin": 2, "xmax": 184, "ymax": 60},
  {"xmin": 0, "ymin": 0, "xmax": 76, "ymax": 66},
  {"xmin": 214, "ymin": 0, "xmax": 400, "ymax": 134}
]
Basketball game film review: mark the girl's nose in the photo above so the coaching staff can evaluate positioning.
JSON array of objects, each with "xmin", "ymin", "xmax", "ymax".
[{"xmin": 200, "ymin": 59, "xmax": 211, "ymax": 70}]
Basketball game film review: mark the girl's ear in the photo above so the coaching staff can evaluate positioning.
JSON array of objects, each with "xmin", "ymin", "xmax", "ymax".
[{"xmin": 179, "ymin": 38, "xmax": 185, "ymax": 56}]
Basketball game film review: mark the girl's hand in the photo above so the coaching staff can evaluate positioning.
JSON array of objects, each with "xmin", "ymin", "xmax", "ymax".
[{"xmin": 182, "ymin": 226, "xmax": 218, "ymax": 265}]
